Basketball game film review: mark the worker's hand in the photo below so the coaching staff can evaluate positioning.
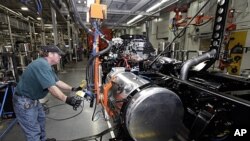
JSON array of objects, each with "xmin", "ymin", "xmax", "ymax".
[
  {"xmin": 71, "ymin": 87, "xmax": 82, "ymax": 91},
  {"xmin": 65, "ymin": 95, "xmax": 82, "ymax": 110}
]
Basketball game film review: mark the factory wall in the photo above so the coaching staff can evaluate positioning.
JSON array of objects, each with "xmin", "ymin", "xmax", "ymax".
[
  {"xmin": 229, "ymin": 0, "xmax": 250, "ymax": 72},
  {"xmin": 117, "ymin": 0, "xmax": 250, "ymax": 72}
]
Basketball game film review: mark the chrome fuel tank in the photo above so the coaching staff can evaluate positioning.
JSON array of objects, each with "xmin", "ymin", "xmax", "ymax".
[
  {"xmin": 125, "ymin": 86, "xmax": 183, "ymax": 141},
  {"xmin": 107, "ymin": 67, "xmax": 184, "ymax": 141}
]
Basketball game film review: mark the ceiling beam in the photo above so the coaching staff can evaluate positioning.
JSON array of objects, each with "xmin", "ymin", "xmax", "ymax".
[
  {"xmin": 76, "ymin": 6, "xmax": 151, "ymax": 16},
  {"xmin": 103, "ymin": 21, "xmax": 131, "ymax": 28},
  {"xmin": 107, "ymin": 9, "xmax": 151, "ymax": 16},
  {"xmin": 105, "ymin": 0, "xmax": 138, "ymax": 8},
  {"xmin": 116, "ymin": 0, "xmax": 152, "ymax": 24}
]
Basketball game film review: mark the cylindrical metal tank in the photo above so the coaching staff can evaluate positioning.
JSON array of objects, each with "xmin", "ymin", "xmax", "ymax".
[{"xmin": 107, "ymin": 67, "xmax": 184, "ymax": 141}]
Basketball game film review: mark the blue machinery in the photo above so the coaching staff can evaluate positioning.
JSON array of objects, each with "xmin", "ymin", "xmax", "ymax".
[{"xmin": 0, "ymin": 82, "xmax": 17, "ymax": 139}]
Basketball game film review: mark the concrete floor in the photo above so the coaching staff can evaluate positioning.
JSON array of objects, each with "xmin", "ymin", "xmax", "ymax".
[{"xmin": 0, "ymin": 58, "xmax": 112, "ymax": 141}]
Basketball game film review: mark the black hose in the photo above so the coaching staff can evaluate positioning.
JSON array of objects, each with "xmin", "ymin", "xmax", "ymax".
[
  {"xmin": 56, "ymin": 125, "xmax": 119, "ymax": 141},
  {"xmin": 86, "ymin": 40, "xmax": 112, "ymax": 89},
  {"xmin": 45, "ymin": 104, "xmax": 84, "ymax": 121},
  {"xmin": 85, "ymin": 40, "xmax": 111, "ymax": 122}
]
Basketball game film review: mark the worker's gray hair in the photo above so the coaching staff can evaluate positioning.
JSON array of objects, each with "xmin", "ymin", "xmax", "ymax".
[{"xmin": 39, "ymin": 50, "xmax": 49, "ymax": 57}]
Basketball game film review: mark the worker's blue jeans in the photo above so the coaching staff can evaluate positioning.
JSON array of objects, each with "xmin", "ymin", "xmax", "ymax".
[{"xmin": 12, "ymin": 94, "xmax": 46, "ymax": 141}]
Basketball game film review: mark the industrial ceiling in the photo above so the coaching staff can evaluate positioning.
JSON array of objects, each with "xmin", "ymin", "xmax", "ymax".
[
  {"xmin": 0, "ymin": 0, "xmax": 195, "ymax": 38},
  {"xmin": 0, "ymin": 0, "xmax": 185, "ymax": 32}
]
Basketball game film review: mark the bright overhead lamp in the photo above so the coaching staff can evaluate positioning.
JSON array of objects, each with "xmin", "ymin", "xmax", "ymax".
[
  {"xmin": 127, "ymin": 0, "xmax": 177, "ymax": 25},
  {"xmin": 86, "ymin": 12, "xmax": 89, "ymax": 23},
  {"xmin": 21, "ymin": 6, "xmax": 29, "ymax": 11},
  {"xmin": 127, "ymin": 15, "xmax": 143, "ymax": 25},
  {"xmin": 87, "ymin": 0, "xmax": 94, "ymax": 7},
  {"xmin": 146, "ymin": 0, "xmax": 169, "ymax": 12},
  {"xmin": 37, "ymin": 17, "xmax": 42, "ymax": 20}
]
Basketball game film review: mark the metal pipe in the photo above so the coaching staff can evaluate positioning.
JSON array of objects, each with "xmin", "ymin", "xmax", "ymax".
[
  {"xmin": 49, "ymin": 0, "xmax": 67, "ymax": 23},
  {"xmin": 180, "ymin": 49, "xmax": 216, "ymax": 80},
  {"xmin": 0, "ymin": 4, "xmax": 28, "ymax": 21}
]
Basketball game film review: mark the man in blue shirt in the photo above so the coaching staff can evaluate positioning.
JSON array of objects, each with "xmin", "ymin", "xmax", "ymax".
[{"xmin": 13, "ymin": 45, "xmax": 82, "ymax": 141}]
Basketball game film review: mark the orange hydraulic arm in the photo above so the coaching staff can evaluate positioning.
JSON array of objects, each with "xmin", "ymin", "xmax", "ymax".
[
  {"xmin": 102, "ymin": 79, "xmax": 114, "ymax": 117},
  {"xmin": 89, "ymin": 0, "xmax": 107, "ymax": 104}
]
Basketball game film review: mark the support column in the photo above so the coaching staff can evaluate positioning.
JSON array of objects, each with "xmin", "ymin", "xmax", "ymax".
[
  {"xmin": 67, "ymin": 20, "xmax": 72, "ymax": 61},
  {"xmin": 32, "ymin": 22, "xmax": 37, "ymax": 51},
  {"xmin": 72, "ymin": 26, "xmax": 77, "ymax": 62},
  {"xmin": 33, "ymin": 22, "xmax": 36, "ymax": 41},
  {"xmin": 41, "ymin": 19, "xmax": 46, "ymax": 45},
  {"xmin": 51, "ymin": 6, "xmax": 58, "ymax": 45},
  {"xmin": 51, "ymin": 6, "xmax": 61, "ymax": 71},
  {"xmin": 7, "ymin": 13, "xmax": 18, "ymax": 81},
  {"xmin": 28, "ymin": 22, "xmax": 33, "ymax": 47},
  {"xmin": 7, "ymin": 14, "xmax": 13, "ymax": 47}
]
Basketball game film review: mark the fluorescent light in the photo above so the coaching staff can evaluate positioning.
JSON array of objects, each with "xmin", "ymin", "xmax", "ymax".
[
  {"xmin": 146, "ymin": 3, "xmax": 161, "ymax": 12},
  {"xmin": 86, "ymin": 12, "xmax": 89, "ymax": 23},
  {"xmin": 44, "ymin": 24, "xmax": 52, "ymax": 27},
  {"xmin": 87, "ymin": 0, "xmax": 94, "ymax": 7},
  {"xmin": 146, "ymin": 0, "xmax": 169, "ymax": 12},
  {"xmin": 127, "ymin": 15, "xmax": 143, "ymax": 25},
  {"xmin": 37, "ymin": 17, "xmax": 42, "ymax": 20},
  {"xmin": 127, "ymin": 0, "xmax": 174, "ymax": 25},
  {"xmin": 21, "ymin": 6, "xmax": 28, "ymax": 11}
]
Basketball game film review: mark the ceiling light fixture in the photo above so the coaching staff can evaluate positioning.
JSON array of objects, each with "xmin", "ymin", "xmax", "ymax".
[
  {"xmin": 146, "ymin": 0, "xmax": 169, "ymax": 12},
  {"xmin": 87, "ymin": 0, "xmax": 94, "ymax": 7},
  {"xmin": 86, "ymin": 12, "xmax": 89, "ymax": 22},
  {"xmin": 77, "ymin": 0, "xmax": 82, "ymax": 4},
  {"xmin": 37, "ymin": 17, "xmax": 42, "ymax": 20},
  {"xmin": 21, "ymin": 6, "xmax": 29, "ymax": 11},
  {"xmin": 127, "ymin": 15, "xmax": 143, "ymax": 25},
  {"xmin": 127, "ymin": 0, "xmax": 178, "ymax": 25}
]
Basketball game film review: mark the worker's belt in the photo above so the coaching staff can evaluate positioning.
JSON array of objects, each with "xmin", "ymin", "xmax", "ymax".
[{"xmin": 15, "ymin": 92, "xmax": 39, "ymax": 107}]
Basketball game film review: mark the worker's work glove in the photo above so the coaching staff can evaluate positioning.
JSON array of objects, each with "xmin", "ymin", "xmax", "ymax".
[
  {"xmin": 71, "ymin": 87, "xmax": 82, "ymax": 91},
  {"xmin": 65, "ymin": 95, "xmax": 82, "ymax": 110}
]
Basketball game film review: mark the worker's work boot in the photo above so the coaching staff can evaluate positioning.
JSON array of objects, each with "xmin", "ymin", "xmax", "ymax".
[{"xmin": 45, "ymin": 138, "xmax": 56, "ymax": 141}]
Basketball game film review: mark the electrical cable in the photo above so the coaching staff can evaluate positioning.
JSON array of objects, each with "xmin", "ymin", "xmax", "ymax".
[
  {"xmin": 194, "ymin": 18, "xmax": 213, "ymax": 27},
  {"xmin": 45, "ymin": 104, "xmax": 84, "ymax": 121},
  {"xmin": 57, "ymin": 125, "xmax": 119, "ymax": 141}
]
